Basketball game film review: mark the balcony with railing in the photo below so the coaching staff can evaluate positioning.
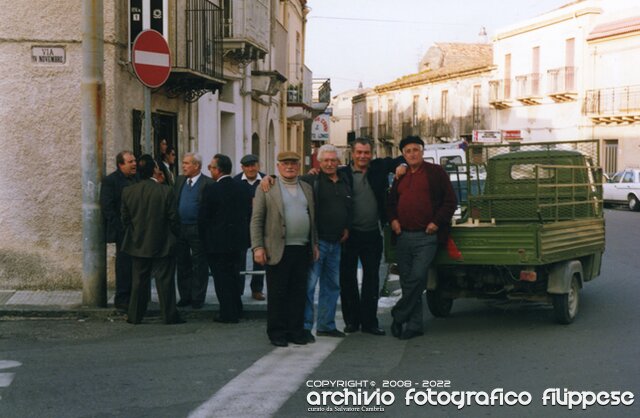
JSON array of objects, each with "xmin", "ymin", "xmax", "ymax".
[
  {"xmin": 287, "ymin": 66, "xmax": 313, "ymax": 121},
  {"xmin": 584, "ymin": 85, "xmax": 640, "ymax": 124},
  {"xmin": 515, "ymin": 73, "xmax": 542, "ymax": 105},
  {"xmin": 312, "ymin": 78, "xmax": 331, "ymax": 112},
  {"xmin": 378, "ymin": 124, "xmax": 390, "ymax": 139},
  {"xmin": 547, "ymin": 66, "xmax": 577, "ymax": 102},
  {"xmin": 222, "ymin": 0, "xmax": 270, "ymax": 63},
  {"xmin": 359, "ymin": 127, "xmax": 373, "ymax": 138},
  {"xmin": 489, "ymin": 79, "xmax": 512, "ymax": 109},
  {"xmin": 166, "ymin": 0, "xmax": 225, "ymax": 102},
  {"xmin": 401, "ymin": 122, "xmax": 420, "ymax": 138}
]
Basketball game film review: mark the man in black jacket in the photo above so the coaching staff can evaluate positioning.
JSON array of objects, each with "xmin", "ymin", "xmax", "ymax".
[
  {"xmin": 233, "ymin": 154, "xmax": 267, "ymax": 300},
  {"xmin": 338, "ymin": 138, "xmax": 403, "ymax": 336},
  {"xmin": 200, "ymin": 154, "xmax": 251, "ymax": 323},
  {"xmin": 100, "ymin": 150, "xmax": 137, "ymax": 311}
]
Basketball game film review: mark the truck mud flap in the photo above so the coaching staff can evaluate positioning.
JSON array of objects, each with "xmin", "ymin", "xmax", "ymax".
[{"xmin": 547, "ymin": 260, "xmax": 583, "ymax": 294}]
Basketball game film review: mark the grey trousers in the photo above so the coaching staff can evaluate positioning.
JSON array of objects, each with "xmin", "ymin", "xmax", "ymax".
[{"xmin": 391, "ymin": 231, "xmax": 438, "ymax": 332}]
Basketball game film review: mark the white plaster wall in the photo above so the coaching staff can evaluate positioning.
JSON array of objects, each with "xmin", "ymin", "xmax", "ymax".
[
  {"xmin": 492, "ymin": 1, "xmax": 601, "ymax": 141},
  {"xmin": 0, "ymin": 1, "xmax": 190, "ymax": 289}
]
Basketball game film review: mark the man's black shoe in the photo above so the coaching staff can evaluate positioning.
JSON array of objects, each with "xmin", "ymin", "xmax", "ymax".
[
  {"xmin": 343, "ymin": 324, "xmax": 359, "ymax": 333},
  {"xmin": 391, "ymin": 320, "xmax": 403, "ymax": 338},
  {"xmin": 214, "ymin": 316, "xmax": 239, "ymax": 324},
  {"xmin": 289, "ymin": 336, "xmax": 308, "ymax": 345},
  {"xmin": 317, "ymin": 329, "xmax": 346, "ymax": 338},
  {"xmin": 191, "ymin": 302, "xmax": 204, "ymax": 309},
  {"xmin": 362, "ymin": 327, "xmax": 386, "ymax": 336},
  {"xmin": 400, "ymin": 329, "xmax": 424, "ymax": 340},
  {"xmin": 176, "ymin": 300, "xmax": 191, "ymax": 307},
  {"xmin": 304, "ymin": 329, "xmax": 316, "ymax": 343},
  {"xmin": 271, "ymin": 338, "xmax": 288, "ymax": 347}
]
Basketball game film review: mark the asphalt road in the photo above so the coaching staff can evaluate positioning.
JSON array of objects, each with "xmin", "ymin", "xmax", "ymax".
[{"xmin": 1, "ymin": 208, "xmax": 638, "ymax": 418}]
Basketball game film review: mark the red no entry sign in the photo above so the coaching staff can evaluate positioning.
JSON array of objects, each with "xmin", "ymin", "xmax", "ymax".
[{"xmin": 132, "ymin": 29, "xmax": 171, "ymax": 88}]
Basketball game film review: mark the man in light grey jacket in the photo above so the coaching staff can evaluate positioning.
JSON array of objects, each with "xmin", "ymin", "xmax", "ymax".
[{"xmin": 251, "ymin": 151, "xmax": 318, "ymax": 347}]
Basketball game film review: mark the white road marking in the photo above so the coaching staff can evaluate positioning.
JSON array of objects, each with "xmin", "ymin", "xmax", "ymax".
[
  {"xmin": 188, "ymin": 339, "xmax": 341, "ymax": 418},
  {"xmin": 0, "ymin": 360, "xmax": 21, "ymax": 388}
]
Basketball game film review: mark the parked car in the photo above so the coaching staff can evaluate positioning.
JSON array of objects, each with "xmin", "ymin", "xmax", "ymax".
[{"xmin": 603, "ymin": 168, "xmax": 640, "ymax": 211}]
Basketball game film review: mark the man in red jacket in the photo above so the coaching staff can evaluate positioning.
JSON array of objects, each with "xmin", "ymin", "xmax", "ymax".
[{"xmin": 387, "ymin": 136, "xmax": 457, "ymax": 339}]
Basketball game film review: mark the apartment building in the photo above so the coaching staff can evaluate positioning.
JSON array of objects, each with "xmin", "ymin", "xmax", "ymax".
[
  {"xmin": 0, "ymin": 0, "xmax": 320, "ymax": 288},
  {"xmin": 584, "ymin": 9, "xmax": 640, "ymax": 174},
  {"xmin": 353, "ymin": 42, "xmax": 494, "ymax": 157}
]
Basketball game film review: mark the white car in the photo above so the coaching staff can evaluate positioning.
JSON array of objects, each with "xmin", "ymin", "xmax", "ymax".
[{"xmin": 603, "ymin": 168, "xmax": 640, "ymax": 211}]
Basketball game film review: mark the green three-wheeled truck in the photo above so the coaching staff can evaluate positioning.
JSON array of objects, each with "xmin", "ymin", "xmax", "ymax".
[{"xmin": 387, "ymin": 140, "xmax": 605, "ymax": 324}]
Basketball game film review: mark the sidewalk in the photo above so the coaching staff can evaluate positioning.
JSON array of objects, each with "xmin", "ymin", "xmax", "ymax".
[
  {"xmin": 0, "ymin": 273, "xmax": 401, "ymax": 320},
  {"xmin": 0, "ymin": 277, "xmax": 266, "ymax": 320}
]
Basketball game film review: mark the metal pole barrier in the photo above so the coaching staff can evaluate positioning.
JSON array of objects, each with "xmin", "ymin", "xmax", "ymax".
[
  {"xmin": 144, "ymin": 86, "xmax": 152, "ymax": 154},
  {"xmin": 81, "ymin": 0, "xmax": 107, "ymax": 307}
]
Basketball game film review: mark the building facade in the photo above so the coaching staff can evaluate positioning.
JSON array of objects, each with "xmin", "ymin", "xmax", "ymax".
[
  {"xmin": 0, "ymin": 0, "xmax": 317, "ymax": 288},
  {"xmin": 352, "ymin": 43, "xmax": 494, "ymax": 158}
]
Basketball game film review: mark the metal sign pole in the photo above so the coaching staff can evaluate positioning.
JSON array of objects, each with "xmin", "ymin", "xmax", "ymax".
[{"xmin": 144, "ymin": 86, "xmax": 152, "ymax": 155}]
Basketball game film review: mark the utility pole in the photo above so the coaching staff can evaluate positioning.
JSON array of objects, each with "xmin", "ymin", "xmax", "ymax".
[{"xmin": 81, "ymin": 0, "xmax": 107, "ymax": 307}]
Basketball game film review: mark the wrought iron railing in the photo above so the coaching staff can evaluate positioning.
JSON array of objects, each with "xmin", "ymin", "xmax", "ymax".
[
  {"xmin": 584, "ymin": 85, "xmax": 640, "ymax": 115},
  {"xmin": 547, "ymin": 66, "xmax": 576, "ymax": 93},
  {"xmin": 184, "ymin": 0, "xmax": 223, "ymax": 80}
]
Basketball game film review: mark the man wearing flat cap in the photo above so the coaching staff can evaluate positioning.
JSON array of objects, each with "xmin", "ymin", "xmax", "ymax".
[
  {"xmin": 234, "ymin": 154, "xmax": 267, "ymax": 300},
  {"xmin": 251, "ymin": 151, "xmax": 318, "ymax": 347},
  {"xmin": 387, "ymin": 135, "xmax": 457, "ymax": 340}
]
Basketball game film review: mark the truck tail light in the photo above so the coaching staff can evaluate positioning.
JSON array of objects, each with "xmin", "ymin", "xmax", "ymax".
[{"xmin": 519, "ymin": 270, "xmax": 537, "ymax": 282}]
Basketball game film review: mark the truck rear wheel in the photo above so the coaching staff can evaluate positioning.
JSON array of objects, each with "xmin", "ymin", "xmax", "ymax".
[
  {"xmin": 426, "ymin": 289, "xmax": 453, "ymax": 317},
  {"xmin": 552, "ymin": 274, "xmax": 580, "ymax": 324}
]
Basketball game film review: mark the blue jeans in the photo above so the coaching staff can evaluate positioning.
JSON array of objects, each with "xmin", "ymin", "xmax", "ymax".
[{"xmin": 304, "ymin": 239, "xmax": 341, "ymax": 331}]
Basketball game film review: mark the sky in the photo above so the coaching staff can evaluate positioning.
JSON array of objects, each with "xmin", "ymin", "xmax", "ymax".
[{"xmin": 305, "ymin": 0, "xmax": 573, "ymax": 95}]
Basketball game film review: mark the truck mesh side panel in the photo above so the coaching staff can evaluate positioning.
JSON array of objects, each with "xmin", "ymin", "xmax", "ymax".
[{"xmin": 464, "ymin": 140, "xmax": 602, "ymax": 223}]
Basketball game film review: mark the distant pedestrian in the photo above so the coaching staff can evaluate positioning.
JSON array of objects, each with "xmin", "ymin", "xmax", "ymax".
[
  {"xmin": 120, "ymin": 154, "xmax": 183, "ymax": 325},
  {"xmin": 233, "ymin": 154, "xmax": 267, "ymax": 301},
  {"xmin": 100, "ymin": 150, "xmax": 137, "ymax": 312},
  {"xmin": 159, "ymin": 145, "xmax": 177, "ymax": 186},
  {"xmin": 388, "ymin": 136, "xmax": 456, "ymax": 339},
  {"xmin": 251, "ymin": 151, "xmax": 318, "ymax": 347},
  {"xmin": 174, "ymin": 153, "xmax": 214, "ymax": 309},
  {"xmin": 200, "ymin": 154, "xmax": 251, "ymax": 323}
]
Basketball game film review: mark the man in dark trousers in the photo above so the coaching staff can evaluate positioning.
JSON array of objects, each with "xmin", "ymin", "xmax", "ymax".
[
  {"xmin": 338, "ymin": 138, "xmax": 403, "ymax": 336},
  {"xmin": 100, "ymin": 150, "xmax": 137, "ymax": 311},
  {"xmin": 120, "ymin": 154, "xmax": 183, "ymax": 325},
  {"xmin": 388, "ymin": 136, "xmax": 456, "ymax": 339},
  {"xmin": 233, "ymin": 154, "xmax": 267, "ymax": 300},
  {"xmin": 251, "ymin": 152, "xmax": 318, "ymax": 347},
  {"xmin": 174, "ymin": 152, "xmax": 214, "ymax": 309},
  {"xmin": 200, "ymin": 154, "xmax": 251, "ymax": 323}
]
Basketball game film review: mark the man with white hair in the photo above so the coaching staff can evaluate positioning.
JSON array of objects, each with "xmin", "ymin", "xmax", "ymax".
[
  {"xmin": 174, "ymin": 152, "xmax": 214, "ymax": 309},
  {"xmin": 301, "ymin": 144, "xmax": 353, "ymax": 342}
]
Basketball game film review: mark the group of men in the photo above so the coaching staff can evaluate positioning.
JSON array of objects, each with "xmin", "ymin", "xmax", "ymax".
[
  {"xmin": 100, "ymin": 149, "xmax": 266, "ymax": 324},
  {"xmin": 252, "ymin": 137, "xmax": 456, "ymax": 346},
  {"xmin": 101, "ymin": 135, "xmax": 457, "ymax": 346}
]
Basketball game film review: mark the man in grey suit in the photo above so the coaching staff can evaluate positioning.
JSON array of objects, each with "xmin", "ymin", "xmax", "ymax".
[
  {"xmin": 174, "ymin": 152, "xmax": 214, "ymax": 309},
  {"xmin": 251, "ymin": 151, "xmax": 318, "ymax": 347},
  {"xmin": 120, "ymin": 155, "xmax": 183, "ymax": 325}
]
